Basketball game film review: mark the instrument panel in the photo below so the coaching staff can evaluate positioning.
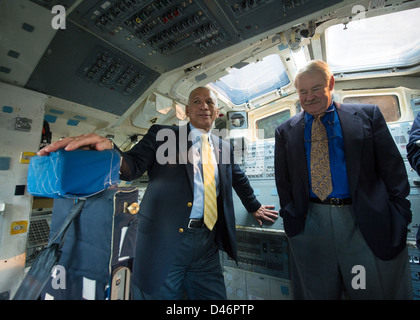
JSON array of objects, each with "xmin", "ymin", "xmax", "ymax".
[{"xmin": 25, "ymin": 0, "xmax": 341, "ymax": 115}]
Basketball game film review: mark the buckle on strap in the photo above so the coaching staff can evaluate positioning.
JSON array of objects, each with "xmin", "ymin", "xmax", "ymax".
[{"xmin": 329, "ymin": 198, "xmax": 344, "ymax": 207}]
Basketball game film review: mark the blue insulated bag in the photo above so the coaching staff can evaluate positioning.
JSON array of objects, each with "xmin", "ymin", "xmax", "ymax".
[{"xmin": 27, "ymin": 149, "xmax": 121, "ymax": 199}]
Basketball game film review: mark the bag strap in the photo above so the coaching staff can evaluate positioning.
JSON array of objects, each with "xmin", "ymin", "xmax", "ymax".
[
  {"xmin": 48, "ymin": 198, "xmax": 85, "ymax": 247},
  {"xmin": 12, "ymin": 199, "xmax": 86, "ymax": 300}
]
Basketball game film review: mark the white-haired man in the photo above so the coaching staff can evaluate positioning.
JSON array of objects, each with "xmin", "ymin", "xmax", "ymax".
[{"xmin": 274, "ymin": 60, "xmax": 413, "ymax": 299}]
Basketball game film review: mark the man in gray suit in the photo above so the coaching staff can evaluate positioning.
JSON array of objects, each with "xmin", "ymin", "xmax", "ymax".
[{"xmin": 274, "ymin": 60, "xmax": 413, "ymax": 299}]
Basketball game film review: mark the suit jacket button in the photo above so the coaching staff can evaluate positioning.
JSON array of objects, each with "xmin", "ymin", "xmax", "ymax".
[
  {"xmin": 179, "ymin": 228, "xmax": 184, "ymax": 233},
  {"xmin": 187, "ymin": 202, "xmax": 192, "ymax": 207}
]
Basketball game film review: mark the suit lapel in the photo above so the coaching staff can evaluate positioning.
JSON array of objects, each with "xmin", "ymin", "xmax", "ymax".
[
  {"xmin": 178, "ymin": 124, "xmax": 195, "ymax": 192},
  {"xmin": 288, "ymin": 112, "xmax": 309, "ymax": 197},
  {"xmin": 335, "ymin": 102, "xmax": 363, "ymax": 197},
  {"xmin": 211, "ymin": 134, "xmax": 227, "ymax": 195}
]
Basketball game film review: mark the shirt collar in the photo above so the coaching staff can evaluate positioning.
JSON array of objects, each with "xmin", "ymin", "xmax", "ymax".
[{"xmin": 189, "ymin": 123, "xmax": 212, "ymax": 146}]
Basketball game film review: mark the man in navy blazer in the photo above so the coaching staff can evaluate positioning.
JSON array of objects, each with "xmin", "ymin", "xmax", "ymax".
[
  {"xmin": 40, "ymin": 86, "xmax": 277, "ymax": 299},
  {"xmin": 408, "ymin": 112, "xmax": 420, "ymax": 176},
  {"xmin": 274, "ymin": 60, "xmax": 413, "ymax": 299},
  {"xmin": 118, "ymin": 104, "xmax": 277, "ymax": 298},
  {"xmin": 407, "ymin": 112, "xmax": 420, "ymax": 249}
]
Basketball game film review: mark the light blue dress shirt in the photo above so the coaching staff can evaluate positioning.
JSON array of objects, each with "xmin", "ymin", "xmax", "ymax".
[{"xmin": 188, "ymin": 124, "xmax": 220, "ymax": 219}]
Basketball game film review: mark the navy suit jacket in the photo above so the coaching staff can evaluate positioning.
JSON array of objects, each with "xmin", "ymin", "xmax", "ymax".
[
  {"xmin": 407, "ymin": 112, "xmax": 420, "ymax": 176},
  {"xmin": 274, "ymin": 102, "xmax": 411, "ymax": 261},
  {"xmin": 118, "ymin": 124, "xmax": 260, "ymax": 294},
  {"xmin": 407, "ymin": 112, "xmax": 420, "ymax": 248}
]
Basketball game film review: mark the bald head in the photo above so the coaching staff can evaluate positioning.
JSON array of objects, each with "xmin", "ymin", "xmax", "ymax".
[{"xmin": 186, "ymin": 87, "xmax": 219, "ymax": 132}]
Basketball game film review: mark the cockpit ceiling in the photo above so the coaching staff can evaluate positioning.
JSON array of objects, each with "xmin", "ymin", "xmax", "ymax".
[
  {"xmin": 67, "ymin": 0, "xmax": 342, "ymax": 73},
  {"xmin": 21, "ymin": 0, "xmax": 342, "ymax": 116}
]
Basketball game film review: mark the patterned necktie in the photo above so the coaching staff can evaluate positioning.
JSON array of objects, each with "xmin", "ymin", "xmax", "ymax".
[
  {"xmin": 310, "ymin": 114, "xmax": 333, "ymax": 201},
  {"xmin": 201, "ymin": 134, "xmax": 217, "ymax": 230}
]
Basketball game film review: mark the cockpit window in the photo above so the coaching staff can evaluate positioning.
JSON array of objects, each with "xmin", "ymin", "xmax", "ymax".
[
  {"xmin": 256, "ymin": 109, "xmax": 291, "ymax": 139},
  {"xmin": 209, "ymin": 54, "xmax": 290, "ymax": 105},
  {"xmin": 342, "ymin": 94, "xmax": 401, "ymax": 122},
  {"xmin": 325, "ymin": 8, "xmax": 420, "ymax": 73}
]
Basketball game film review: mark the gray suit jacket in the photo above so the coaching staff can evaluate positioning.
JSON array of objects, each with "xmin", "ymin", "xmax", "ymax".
[{"xmin": 274, "ymin": 102, "xmax": 411, "ymax": 260}]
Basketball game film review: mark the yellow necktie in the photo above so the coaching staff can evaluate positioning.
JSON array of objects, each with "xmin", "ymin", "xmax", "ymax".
[
  {"xmin": 201, "ymin": 134, "xmax": 217, "ymax": 230},
  {"xmin": 310, "ymin": 114, "xmax": 333, "ymax": 201}
]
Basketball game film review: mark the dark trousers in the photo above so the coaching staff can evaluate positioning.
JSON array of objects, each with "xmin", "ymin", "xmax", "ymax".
[{"xmin": 133, "ymin": 226, "xmax": 227, "ymax": 300}]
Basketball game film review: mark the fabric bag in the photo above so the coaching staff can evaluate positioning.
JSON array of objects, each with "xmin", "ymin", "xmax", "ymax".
[
  {"xmin": 27, "ymin": 149, "xmax": 121, "ymax": 199},
  {"xmin": 41, "ymin": 188, "xmax": 139, "ymax": 300}
]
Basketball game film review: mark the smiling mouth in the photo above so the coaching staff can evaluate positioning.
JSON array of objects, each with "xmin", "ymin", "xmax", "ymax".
[{"xmin": 305, "ymin": 100, "xmax": 321, "ymax": 105}]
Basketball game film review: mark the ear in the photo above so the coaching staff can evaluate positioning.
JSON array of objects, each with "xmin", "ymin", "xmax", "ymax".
[
  {"xmin": 328, "ymin": 76, "xmax": 335, "ymax": 91},
  {"xmin": 213, "ymin": 107, "xmax": 220, "ymax": 121},
  {"xmin": 185, "ymin": 104, "xmax": 190, "ymax": 117}
]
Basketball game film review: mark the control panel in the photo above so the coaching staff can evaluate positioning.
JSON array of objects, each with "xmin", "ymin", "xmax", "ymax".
[
  {"xmin": 69, "ymin": 0, "xmax": 341, "ymax": 73},
  {"xmin": 90, "ymin": 0, "xmax": 228, "ymax": 56},
  {"xmin": 408, "ymin": 246, "xmax": 420, "ymax": 299},
  {"xmin": 222, "ymin": 228, "xmax": 289, "ymax": 279},
  {"xmin": 233, "ymin": 139, "xmax": 275, "ymax": 180},
  {"xmin": 25, "ymin": 0, "xmax": 341, "ymax": 114}
]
